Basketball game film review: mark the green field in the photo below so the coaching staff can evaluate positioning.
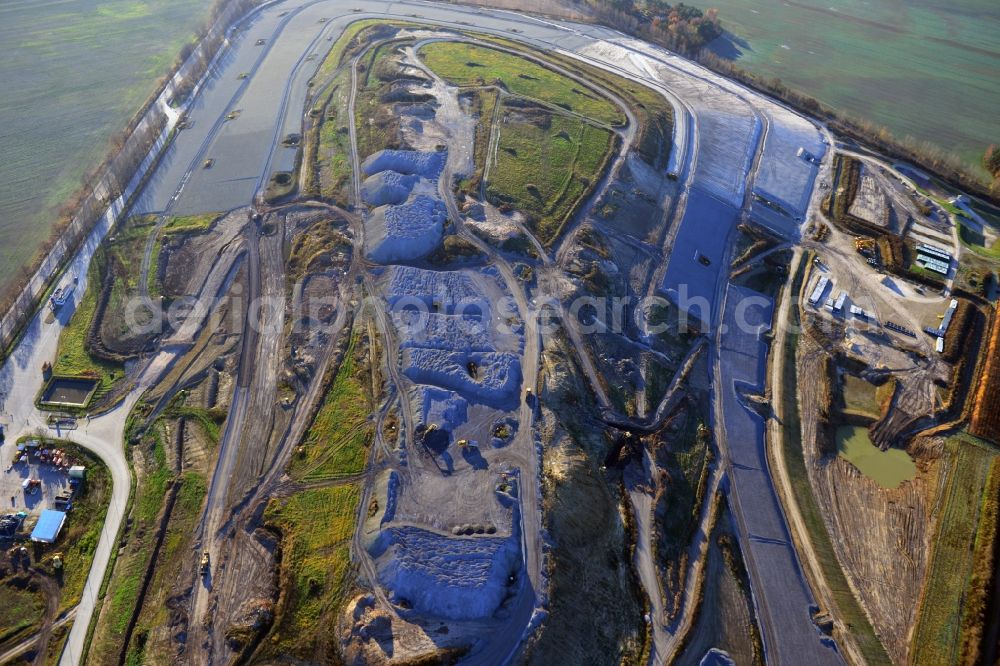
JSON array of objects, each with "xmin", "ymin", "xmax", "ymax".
[
  {"xmin": 0, "ymin": 585, "xmax": 45, "ymax": 645},
  {"xmin": 912, "ymin": 434, "xmax": 998, "ymax": 665},
  {"xmin": 489, "ymin": 108, "xmax": 615, "ymax": 244},
  {"xmin": 418, "ymin": 42, "xmax": 625, "ymax": 126},
  {"xmin": 694, "ymin": 0, "xmax": 1000, "ymax": 181},
  {"xmin": 0, "ymin": 0, "xmax": 212, "ymax": 296},
  {"xmin": 836, "ymin": 426, "xmax": 916, "ymax": 488}
]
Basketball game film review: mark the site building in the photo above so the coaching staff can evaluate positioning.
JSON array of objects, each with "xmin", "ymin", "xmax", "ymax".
[
  {"xmin": 834, "ymin": 291, "xmax": 848, "ymax": 312},
  {"xmin": 808, "ymin": 275, "xmax": 830, "ymax": 306},
  {"xmin": 30, "ymin": 509, "xmax": 67, "ymax": 544}
]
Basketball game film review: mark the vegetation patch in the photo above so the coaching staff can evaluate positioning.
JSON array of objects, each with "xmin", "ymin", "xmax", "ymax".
[
  {"xmin": 121, "ymin": 470, "xmax": 206, "ymax": 664},
  {"xmin": 353, "ymin": 40, "xmax": 410, "ymax": 159},
  {"xmin": 912, "ymin": 434, "xmax": 998, "ymax": 665},
  {"xmin": 0, "ymin": 580, "xmax": 45, "ymax": 647},
  {"xmin": 458, "ymin": 88, "xmax": 499, "ymax": 197},
  {"xmin": 488, "ymin": 106, "xmax": 615, "ymax": 245},
  {"xmin": 260, "ymin": 483, "xmax": 361, "ymax": 659},
  {"xmin": 287, "ymin": 217, "xmax": 352, "ymax": 287},
  {"xmin": 290, "ymin": 328, "xmax": 374, "ymax": 481},
  {"xmin": 89, "ymin": 416, "xmax": 171, "ymax": 662},
  {"xmin": 970, "ymin": 314, "xmax": 1000, "ymax": 443},
  {"xmin": 161, "ymin": 212, "xmax": 219, "ymax": 237},
  {"xmin": 419, "ymin": 42, "xmax": 625, "ymax": 126},
  {"xmin": 52, "ymin": 250, "xmax": 123, "ymax": 398}
]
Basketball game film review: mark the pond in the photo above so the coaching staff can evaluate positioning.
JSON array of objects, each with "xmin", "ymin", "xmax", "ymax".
[{"xmin": 836, "ymin": 425, "xmax": 916, "ymax": 489}]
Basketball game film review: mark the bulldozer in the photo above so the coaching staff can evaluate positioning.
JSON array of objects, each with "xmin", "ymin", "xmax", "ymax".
[{"xmin": 200, "ymin": 551, "xmax": 211, "ymax": 575}]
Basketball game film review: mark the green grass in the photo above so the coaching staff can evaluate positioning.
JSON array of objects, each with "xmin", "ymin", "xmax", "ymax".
[
  {"xmin": 165, "ymin": 405, "xmax": 225, "ymax": 445},
  {"xmin": 778, "ymin": 258, "xmax": 891, "ymax": 664},
  {"xmin": 290, "ymin": 331, "xmax": 372, "ymax": 481},
  {"xmin": 0, "ymin": 0, "xmax": 213, "ymax": 295},
  {"xmin": 311, "ymin": 19, "xmax": 385, "ymax": 87},
  {"xmin": 419, "ymin": 42, "xmax": 625, "ymax": 126},
  {"xmin": 52, "ymin": 250, "xmax": 123, "ymax": 396},
  {"xmin": 488, "ymin": 108, "xmax": 615, "ymax": 244},
  {"xmin": 161, "ymin": 212, "xmax": 219, "ymax": 237},
  {"xmin": 312, "ymin": 69, "xmax": 354, "ymax": 203},
  {"xmin": 261, "ymin": 483, "xmax": 360, "ymax": 657},
  {"xmin": 121, "ymin": 470, "xmax": 205, "ymax": 664},
  {"xmin": 88, "ymin": 423, "xmax": 170, "ymax": 662},
  {"xmin": 912, "ymin": 433, "xmax": 998, "ymax": 665},
  {"xmin": 0, "ymin": 584, "xmax": 45, "ymax": 645},
  {"xmin": 693, "ymin": 0, "xmax": 999, "ymax": 182}
]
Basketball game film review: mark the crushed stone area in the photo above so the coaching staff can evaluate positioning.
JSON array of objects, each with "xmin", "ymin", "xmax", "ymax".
[
  {"xmin": 370, "ymin": 526, "xmax": 521, "ymax": 620},
  {"xmin": 365, "ymin": 194, "xmax": 448, "ymax": 263},
  {"xmin": 401, "ymin": 349, "xmax": 522, "ymax": 407},
  {"xmin": 362, "ymin": 149, "xmax": 450, "ymax": 263}
]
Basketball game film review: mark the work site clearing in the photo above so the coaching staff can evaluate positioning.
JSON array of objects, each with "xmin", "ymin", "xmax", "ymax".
[{"xmin": 0, "ymin": 2, "xmax": 999, "ymax": 666}]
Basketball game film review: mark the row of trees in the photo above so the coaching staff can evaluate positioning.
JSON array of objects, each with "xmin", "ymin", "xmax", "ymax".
[
  {"xmin": 574, "ymin": 0, "xmax": 722, "ymax": 54},
  {"xmin": 984, "ymin": 145, "xmax": 1000, "ymax": 191}
]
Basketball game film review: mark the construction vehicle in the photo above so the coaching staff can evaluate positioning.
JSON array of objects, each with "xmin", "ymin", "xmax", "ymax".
[
  {"xmin": 200, "ymin": 551, "xmax": 211, "ymax": 575},
  {"xmin": 855, "ymin": 236, "xmax": 876, "ymax": 257}
]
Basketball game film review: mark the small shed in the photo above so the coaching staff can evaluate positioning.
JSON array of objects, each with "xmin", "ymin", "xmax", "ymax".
[
  {"xmin": 30, "ymin": 510, "xmax": 67, "ymax": 544},
  {"xmin": 68, "ymin": 466, "xmax": 86, "ymax": 480}
]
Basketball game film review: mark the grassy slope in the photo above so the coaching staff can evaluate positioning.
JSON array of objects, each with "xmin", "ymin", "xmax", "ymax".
[
  {"xmin": 122, "ymin": 470, "xmax": 206, "ymax": 664},
  {"xmin": 912, "ymin": 433, "xmax": 998, "ymax": 665},
  {"xmin": 88, "ymin": 424, "xmax": 171, "ymax": 663},
  {"xmin": 418, "ymin": 42, "xmax": 625, "ymax": 126},
  {"xmin": 52, "ymin": 249, "xmax": 123, "ymax": 394}
]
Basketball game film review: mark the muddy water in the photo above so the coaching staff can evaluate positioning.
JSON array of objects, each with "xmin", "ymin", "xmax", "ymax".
[{"xmin": 836, "ymin": 425, "xmax": 916, "ymax": 488}]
